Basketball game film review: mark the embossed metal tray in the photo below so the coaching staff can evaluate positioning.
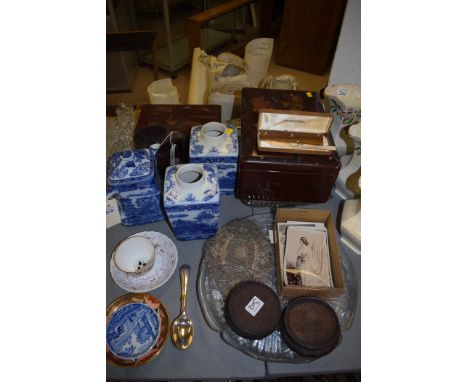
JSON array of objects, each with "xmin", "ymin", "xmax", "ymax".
[{"xmin": 197, "ymin": 213, "xmax": 357, "ymax": 363}]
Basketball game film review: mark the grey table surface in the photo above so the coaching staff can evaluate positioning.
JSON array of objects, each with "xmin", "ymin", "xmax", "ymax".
[{"xmin": 107, "ymin": 192, "xmax": 361, "ymax": 380}]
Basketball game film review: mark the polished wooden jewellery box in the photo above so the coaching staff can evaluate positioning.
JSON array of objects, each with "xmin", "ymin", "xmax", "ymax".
[{"xmin": 236, "ymin": 88, "xmax": 341, "ymax": 204}]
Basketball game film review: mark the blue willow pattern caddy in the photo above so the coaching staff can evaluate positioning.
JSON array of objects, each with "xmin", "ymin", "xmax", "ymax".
[
  {"xmin": 107, "ymin": 147, "xmax": 164, "ymax": 226},
  {"xmin": 189, "ymin": 122, "xmax": 238, "ymax": 195},
  {"xmin": 163, "ymin": 163, "xmax": 220, "ymax": 241}
]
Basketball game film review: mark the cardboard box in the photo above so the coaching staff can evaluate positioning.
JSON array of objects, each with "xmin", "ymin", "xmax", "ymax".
[{"xmin": 274, "ymin": 208, "xmax": 344, "ymax": 299}]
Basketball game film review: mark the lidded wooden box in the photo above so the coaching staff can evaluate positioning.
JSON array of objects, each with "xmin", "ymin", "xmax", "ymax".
[
  {"xmin": 133, "ymin": 104, "xmax": 222, "ymax": 184},
  {"xmin": 236, "ymin": 88, "xmax": 341, "ymax": 204}
]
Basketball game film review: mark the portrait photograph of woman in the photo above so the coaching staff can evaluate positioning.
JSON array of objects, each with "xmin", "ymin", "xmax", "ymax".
[{"xmin": 284, "ymin": 226, "xmax": 332, "ymax": 288}]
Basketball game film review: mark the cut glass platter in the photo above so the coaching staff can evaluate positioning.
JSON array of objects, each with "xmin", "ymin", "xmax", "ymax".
[
  {"xmin": 197, "ymin": 213, "xmax": 357, "ymax": 363},
  {"xmin": 106, "ymin": 293, "xmax": 169, "ymax": 367},
  {"xmin": 110, "ymin": 231, "xmax": 178, "ymax": 292}
]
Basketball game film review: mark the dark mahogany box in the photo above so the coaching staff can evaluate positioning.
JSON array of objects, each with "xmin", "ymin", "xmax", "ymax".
[
  {"xmin": 132, "ymin": 104, "xmax": 221, "ymax": 184},
  {"xmin": 237, "ymin": 88, "xmax": 340, "ymax": 204}
]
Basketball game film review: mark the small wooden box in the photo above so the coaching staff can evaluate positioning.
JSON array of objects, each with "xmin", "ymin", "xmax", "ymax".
[
  {"xmin": 132, "ymin": 104, "xmax": 221, "ymax": 185},
  {"xmin": 274, "ymin": 208, "xmax": 344, "ymax": 299},
  {"xmin": 237, "ymin": 88, "xmax": 340, "ymax": 204}
]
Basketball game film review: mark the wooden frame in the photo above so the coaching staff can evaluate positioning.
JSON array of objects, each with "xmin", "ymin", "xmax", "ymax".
[{"xmin": 187, "ymin": 0, "xmax": 256, "ymax": 59}]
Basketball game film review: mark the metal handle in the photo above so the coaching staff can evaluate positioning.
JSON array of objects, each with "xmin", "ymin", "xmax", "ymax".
[{"xmin": 179, "ymin": 264, "xmax": 190, "ymax": 312}]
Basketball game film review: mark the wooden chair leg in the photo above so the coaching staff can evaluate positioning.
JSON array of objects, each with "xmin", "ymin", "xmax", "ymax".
[
  {"xmin": 187, "ymin": 18, "xmax": 202, "ymax": 63},
  {"xmin": 151, "ymin": 39, "xmax": 159, "ymax": 80},
  {"xmin": 250, "ymin": 3, "xmax": 257, "ymax": 28}
]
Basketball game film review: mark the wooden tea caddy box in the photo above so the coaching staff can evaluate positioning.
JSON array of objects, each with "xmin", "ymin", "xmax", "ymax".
[
  {"xmin": 236, "ymin": 88, "xmax": 341, "ymax": 204},
  {"xmin": 132, "ymin": 104, "xmax": 222, "ymax": 184}
]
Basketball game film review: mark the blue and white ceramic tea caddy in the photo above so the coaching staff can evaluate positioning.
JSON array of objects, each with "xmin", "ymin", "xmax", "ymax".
[
  {"xmin": 189, "ymin": 122, "xmax": 238, "ymax": 195},
  {"xmin": 107, "ymin": 147, "xmax": 164, "ymax": 226},
  {"xmin": 163, "ymin": 163, "xmax": 220, "ymax": 241}
]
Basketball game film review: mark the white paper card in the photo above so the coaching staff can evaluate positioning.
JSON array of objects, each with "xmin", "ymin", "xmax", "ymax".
[
  {"xmin": 244, "ymin": 296, "xmax": 264, "ymax": 317},
  {"xmin": 106, "ymin": 198, "xmax": 121, "ymax": 229},
  {"xmin": 286, "ymin": 220, "xmax": 326, "ymax": 228}
]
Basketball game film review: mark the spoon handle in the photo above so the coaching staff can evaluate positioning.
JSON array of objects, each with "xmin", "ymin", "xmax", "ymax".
[{"xmin": 179, "ymin": 264, "xmax": 190, "ymax": 312}]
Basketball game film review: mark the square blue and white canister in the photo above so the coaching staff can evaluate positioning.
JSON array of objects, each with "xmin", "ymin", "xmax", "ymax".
[
  {"xmin": 107, "ymin": 147, "xmax": 164, "ymax": 226},
  {"xmin": 189, "ymin": 122, "xmax": 238, "ymax": 195},
  {"xmin": 163, "ymin": 163, "xmax": 220, "ymax": 241}
]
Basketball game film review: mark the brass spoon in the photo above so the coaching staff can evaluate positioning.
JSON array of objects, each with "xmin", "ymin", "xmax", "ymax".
[{"xmin": 171, "ymin": 264, "xmax": 194, "ymax": 350}]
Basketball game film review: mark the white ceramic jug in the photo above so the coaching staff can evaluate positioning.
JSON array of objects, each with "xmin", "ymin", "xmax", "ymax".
[
  {"xmin": 147, "ymin": 79, "xmax": 180, "ymax": 104},
  {"xmin": 335, "ymin": 122, "xmax": 361, "ymax": 200},
  {"xmin": 324, "ymin": 84, "xmax": 361, "ymax": 157},
  {"xmin": 340, "ymin": 196, "xmax": 361, "ymax": 255}
]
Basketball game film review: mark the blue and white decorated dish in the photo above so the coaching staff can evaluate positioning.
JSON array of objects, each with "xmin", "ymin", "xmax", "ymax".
[
  {"xmin": 106, "ymin": 293, "xmax": 169, "ymax": 367},
  {"xmin": 106, "ymin": 303, "xmax": 160, "ymax": 359},
  {"xmin": 163, "ymin": 163, "xmax": 220, "ymax": 241},
  {"xmin": 189, "ymin": 122, "xmax": 238, "ymax": 195},
  {"xmin": 107, "ymin": 147, "xmax": 164, "ymax": 226}
]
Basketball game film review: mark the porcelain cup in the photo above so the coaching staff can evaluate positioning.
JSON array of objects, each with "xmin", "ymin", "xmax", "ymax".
[{"xmin": 114, "ymin": 236, "xmax": 156, "ymax": 274}]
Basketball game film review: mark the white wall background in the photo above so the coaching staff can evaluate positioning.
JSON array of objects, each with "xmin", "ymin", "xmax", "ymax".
[{"xmin": 329, "ymin": 0, "xmax": 361, "ymax": 85}]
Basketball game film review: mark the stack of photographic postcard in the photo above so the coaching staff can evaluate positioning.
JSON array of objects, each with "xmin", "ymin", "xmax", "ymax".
[{"xmin": 277, "ymin": 221, "xmax": 334, "ymax": 288}]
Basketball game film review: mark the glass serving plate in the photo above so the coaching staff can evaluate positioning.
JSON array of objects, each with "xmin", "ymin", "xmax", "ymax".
[{"xmin": 197, "ymin": 213, "xmax": 357, "ymax": 363}]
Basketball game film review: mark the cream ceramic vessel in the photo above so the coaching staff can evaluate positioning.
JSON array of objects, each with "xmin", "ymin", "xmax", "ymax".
[
  {"xmin": 200, "ymin": 122, "xmax": 227, "ymax": 147},
  {"xmin": 175, "ymin": 164, "xmax": 207, "ymax": 192},
  {"xmin": 335, "ymin": 122, "xmax": 361, "ymax": 199}
]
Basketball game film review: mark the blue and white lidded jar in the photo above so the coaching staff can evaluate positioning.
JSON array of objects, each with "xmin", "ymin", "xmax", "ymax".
[
  {"xmin": 107, "ymin": 146, "xmax": 164, "ymax": 226},
  {"xmin": 189, "ymin": 122, "xmax": 238, "ymax": 195},
  {"xmin": 163, "ymin": 163, "xmax": 220, "ymax": 241}
]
